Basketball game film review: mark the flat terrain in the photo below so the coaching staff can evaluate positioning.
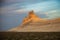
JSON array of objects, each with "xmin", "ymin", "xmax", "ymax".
[{"xmin": 0, "ymin": 32, "xmax": 60, "ymax": 40}]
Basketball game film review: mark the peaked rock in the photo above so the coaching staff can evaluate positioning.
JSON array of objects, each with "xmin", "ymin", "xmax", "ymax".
[{"xmin": 22, "ymin": 10, "xmax": 43, "ymax": 25}]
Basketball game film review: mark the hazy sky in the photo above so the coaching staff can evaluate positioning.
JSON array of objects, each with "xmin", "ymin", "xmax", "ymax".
[{"xmin": 0, "ymin": 0, "xmax": 60, "ymax": 31}]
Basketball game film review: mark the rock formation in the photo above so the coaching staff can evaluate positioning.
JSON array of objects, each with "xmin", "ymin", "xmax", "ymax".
[
  {"xmin": 22, "ymin": 10, "xmax": 45, "ymax": 25},
  {"xmin": 8, "ymin": 10, "xmax": 60, "ymax": 32}
]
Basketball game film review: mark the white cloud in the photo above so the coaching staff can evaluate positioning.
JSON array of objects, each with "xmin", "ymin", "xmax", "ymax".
[
  {"xmin": 47, "ymin": 10, "xmax": 57, "ymax": 13},
  {"xmin": 1, "ymin": 4, "xmax": 25, "ymax": 14},
  {"xmin": 15, "ymin": 9, "xmax": 28, "ymax": 13},
  {"xmin": 46, "ymin": 10, "xmax": 60, "ymax": 19}
]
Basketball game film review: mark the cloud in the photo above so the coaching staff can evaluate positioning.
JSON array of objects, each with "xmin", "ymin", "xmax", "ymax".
[
  {"xmin": 47, "ymin": 10, "xmax": 57, "ymax": 13},
  {"xmin": 46, "ymin": 10, "xmax": 60, "ymax": 19},
  {"xmin": 1, "ymin": 3, "xmax": 25, "ymax": 14},
  {"xmin": 15, "ymin": 1, "xmax": 57, "ymax": 13},
  {"xmin": 15, "ymin": 9, "xmax": 28, "ymax": 13},
  {"xmin": 1, "ymin": 0, "xmax": 59, "ymax": 16},
  {"xmin": 3, "ymin": 0, "xmax": 25, "ymax": 4}
]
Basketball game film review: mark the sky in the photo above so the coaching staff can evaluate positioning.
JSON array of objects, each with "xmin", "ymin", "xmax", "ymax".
[{"xmin": 0, "ymin": 0, "xmax": 60, "ymax": 31}]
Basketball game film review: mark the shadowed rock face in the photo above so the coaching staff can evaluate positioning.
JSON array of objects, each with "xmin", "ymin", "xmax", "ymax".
[{"xmin": 9, "ymin": 11, "xmax": 60, "ymax": 32}]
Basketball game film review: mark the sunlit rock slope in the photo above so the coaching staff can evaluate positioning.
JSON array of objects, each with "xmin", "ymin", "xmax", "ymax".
[{"xmin": 9, "ymin": 11, "xmax": 60, "ymax": 32}]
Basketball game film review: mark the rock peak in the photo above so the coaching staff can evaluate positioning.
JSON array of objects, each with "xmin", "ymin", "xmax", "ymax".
[
  {"xmin": 28, "ymin": 10, "xmax": 38, "ymax": 18},
  {"xmin": 29, "ymin": 10, "xmax": 34, "ymax": 15},
  {"xmin": 22, "ymin": 10, "xmax": 41, "ymax": 25}
]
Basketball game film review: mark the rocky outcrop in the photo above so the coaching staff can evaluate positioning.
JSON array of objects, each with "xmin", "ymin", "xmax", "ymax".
[
  {"xmin": 22, "ymin": 10, "xmax": 45, "ymax": 25},
  {"xmin": 8, "ymin": 10, "xmax": 60, "ymax": 32}
]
